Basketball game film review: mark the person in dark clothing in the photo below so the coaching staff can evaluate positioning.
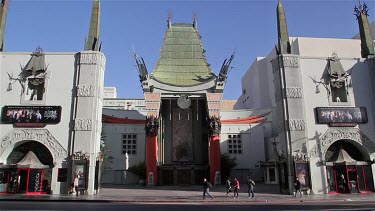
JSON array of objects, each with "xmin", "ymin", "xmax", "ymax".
[
  {"xmin": 202, "ymin": 178, "xmax": 213, "ymax": 200},
  {"xmin": 294, "ymin": 177, "xmax": 302, "ymax": 197},
  {"xmin": 225, "ymin": 177, "xmax": 232, "ymax": 196},
  {"xmin": 233, "ymin": 177, "xmax": 240, "ymax": 198},
  {"xmin": 247, "ymin": 176, "xmax": 255, "ymax": 198}
]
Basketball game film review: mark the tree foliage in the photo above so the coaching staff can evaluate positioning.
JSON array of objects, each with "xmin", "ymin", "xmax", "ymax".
[
  {"xmin": 100, "ymin": 127, "xmax": 114, "ymax": 172},
  {"xmin": 220, "ymin": 153, "xmax": 237, "ymax": 183},
  {"xmin": 127, "ymin": 161, "xmax": 146, "ymax": 180}
]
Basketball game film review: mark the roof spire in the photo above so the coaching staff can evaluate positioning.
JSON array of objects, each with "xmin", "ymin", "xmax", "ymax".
[
  {"xmin": 354, "ymin": 1, "xmax": 374, "ymax": 58},
  {"xmin": 193, "ymin": 12, "xmax": 197, "ymax": 29},
  {"xmin": 167, "ymin": 10, "xmax": 172, "ymax": 29},
  {"xmin": 84, "ymin": 0, "xmax": 101, "ymax": 51},
  {"xmin": 0, "ymin": 0, "xmax": 10, "ymax": 52},
  {"xmin": 276, "ymin": 0, "xmax": 291, "ymax": 55}
]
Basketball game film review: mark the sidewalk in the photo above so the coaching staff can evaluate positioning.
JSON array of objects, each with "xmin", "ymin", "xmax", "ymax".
[{"xmin": 0, "ymin": 184, "xmax": 374, "ymax": 203}]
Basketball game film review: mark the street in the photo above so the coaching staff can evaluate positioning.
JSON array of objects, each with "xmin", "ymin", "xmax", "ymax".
[{"xmin": 0, "ymin": 201, "xmax": 375, "ymax": 211}]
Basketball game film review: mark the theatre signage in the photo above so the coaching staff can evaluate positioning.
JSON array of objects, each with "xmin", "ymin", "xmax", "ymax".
[
  {"xmin": 315, "ymin": 107, "xmax": 367, "ymax": 127},
  {"xmin": 1, "ymin": 106, "xmax": 62, "ymax": 127}
]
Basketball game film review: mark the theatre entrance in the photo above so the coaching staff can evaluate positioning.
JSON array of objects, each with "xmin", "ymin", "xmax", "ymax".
[
  {"xmin": 325, "ymin": 140, "xmax": 374, "ymax": 194},
  {"xmin": 0, "ymin": 141, "xmax": 52, "ymax": 194}
]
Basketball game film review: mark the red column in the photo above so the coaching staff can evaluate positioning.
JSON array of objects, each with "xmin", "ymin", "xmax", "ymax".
[
  {"xmin": 210, "ymin": 135, "xmax": 221, "ymax": 185},
  {"xmin": 146, "ymin": 135, "xmax": 158, "ymax": 185}
]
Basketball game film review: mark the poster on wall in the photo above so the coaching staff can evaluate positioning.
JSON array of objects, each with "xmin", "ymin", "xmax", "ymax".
[
  {"xmin": 295, "ymin": 162, "xmax": 310, "ymax": 190},
  {"xmin": 315, "ymin": 107, "xmax": 367, "ymax": 126},
  {"xmin": 73, "ymin": 161, "xmax": 88, "ymax": 190},
  {"xmin": 1, "ymin": 106, "xmax": 62, "ymax": 126}
]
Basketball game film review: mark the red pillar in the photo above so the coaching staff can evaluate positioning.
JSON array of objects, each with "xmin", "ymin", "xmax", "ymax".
[
  {"xmin": 210, "ymin": 135, "xmax": 221, "ymax": 185},
  {"xmin": 146, "ymin": 135, "xmax": 158, "ymax": 185}
]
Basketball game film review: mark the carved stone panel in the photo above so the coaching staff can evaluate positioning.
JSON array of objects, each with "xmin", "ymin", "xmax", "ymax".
[
  {"xmin": 0, "ymin": 129, "xmax": 68, "ymax": 158},
  {"xmin": 288, "ymin": 119, "xmax": 305, "ymax": 131},
  {"xmin": 74, "ymin": 118, "xmax": 93, "ymax": 131},
  {"xmin": 310, "ymin": 128, "xmax": 375, "ymax": 158},
  {"xmin": 286, "ymin": 87, "xmax": 303, "ymax": 98},
  {"xmin": 282, "ymin": 56, "xmax": 299, "ymax": 68},
  {"xmin": 80, "ymin": 53, "xmax": 99, "ymax": 65},
  {"xmin": 77, "ymin": 85, "xmax": 96, "ymax": 97}
]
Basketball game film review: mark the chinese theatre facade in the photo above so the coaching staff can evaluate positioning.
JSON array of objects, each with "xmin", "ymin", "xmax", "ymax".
[
  {"xmin": 101, "ymin": 16, "xmax": 270, "ymax": 186},
  {"xmin": 0, "ymin": 0, "xmax": 105, "ymax": 195}
]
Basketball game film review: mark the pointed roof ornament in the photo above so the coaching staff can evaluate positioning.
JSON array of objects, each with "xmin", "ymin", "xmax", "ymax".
[
  {"xmin": 85, "ymin": 0, "xmax": 101, "ymax": 51},
  {"xmin": 276, "ymin": 0, "xmax": 291, "ymax": 55},
  {"xmin": 354, "ymin": 0, "xmax": 374, "ymax": 58},
  {"xmin": 167, "ymin": 10, "xmax": 172, "ymax": 29},
  {"xmin": 0, "ymin": 0, "xmax": 10, "ymax": 52},
  {"xmin": 193, "ymin": 12, "xmax": 197, "ymax": 29}
]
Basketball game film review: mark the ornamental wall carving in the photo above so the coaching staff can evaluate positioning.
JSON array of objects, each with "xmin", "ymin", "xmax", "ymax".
[
  {"xmin": 77, "ymin": 85, "xmax": 96, "ymax": 97},
  {"xmin": 282, "ymin": 56, "xmax": 299, "ymax": 68},
  {"xmin": 79, "ymin": 52, "xmax": 106, "ymax": 69},
  {"xmin": 288, "ymin": 119, "xmax": 305, "ymax": 131},
  {"xmin": 309, "ymin": 128, "xmax": 375, "ymax": 158},
  {"xmin": 74, "ymin": 118, "xmax": 93, "ymax": 131},
  {"xmin": 286, "ymin": 87, "xmax": 303, "ymax": 98},
  {"xmin": 80, "ymin": 53, "xmax": 99, "ymax": 65},
  {"xmin": 0, "ymin": 129, "xmax": 68, "ymax": 158}
]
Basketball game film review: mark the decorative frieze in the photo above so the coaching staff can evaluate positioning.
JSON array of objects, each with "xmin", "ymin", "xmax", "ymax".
[
  {"xmin": 282, "ymin": 56, "xmax": 299, "ymax": 68},
  {"xmin": 293, "ymin": 151, "xmax": 309, "ymax": 162},
  {"xmin": 288, "ymin": 119, "xmax": 305, "ymax": 131},
  {"xmin": 74, "ymin": 118, "xmax": 93, "ymax": 131},
  {"xmin": 0, "ymin": 129, "xmax": 68, "ymax": 158},
  {"xmin": 286, "ymin": 87, "xmax": 303, "ymax": 98},
  {"xmin": 310, "ymin": 128, "xmax": 375, "ymax": 158},
  {"xmin": 77, "ymin": 85, "xmax": 96, "ymax": 97}
]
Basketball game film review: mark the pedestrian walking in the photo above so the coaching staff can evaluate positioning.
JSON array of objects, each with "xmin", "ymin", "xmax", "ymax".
[
  {"xmin": 225, "ymin": 177, "xmax": 232, "ymax": 196},
  {"xmin": 74, "ymin": 175, "xmax": 80, "ymax": 196},
  {"xmin": 294, "ymin": 177, "xmax": 302, "ymax": 197},
  {"xmin": 233, "ymin": 177, "xmax": 240, "ymax": 198},
  {"xmin": 247, "ymin": 176, "xmax": 255, "ymax": 198},
  {"xmin": 202, "ymin": 178, "xmax": 213, "ymax": 200}
]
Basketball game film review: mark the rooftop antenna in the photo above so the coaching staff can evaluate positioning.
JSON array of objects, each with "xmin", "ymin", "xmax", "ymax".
[{"xmin": 167, "ymin": 10, "xmax": 172, "ymax": 28}]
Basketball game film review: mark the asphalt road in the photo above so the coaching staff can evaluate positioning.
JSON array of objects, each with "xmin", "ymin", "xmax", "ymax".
[{"xmin": 0, "ymin": 201, "xmax": 375, "ymax": 211}]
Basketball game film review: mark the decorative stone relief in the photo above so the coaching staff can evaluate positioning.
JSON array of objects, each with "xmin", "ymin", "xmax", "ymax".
[
  {"xmin": 310, "ymin": 128, "xmax": 375, "ymax": 158},
  {"xmin": 77, "ymin": 85, "xmax": 96, "ymax": 97},
  {"xmin": 286, "ymin": 87, "xmax": 303, "ymax": 98},
  {"xmin": 283, "ymin": 56, "xmax": 299, "ymax": 68},
  {"xmin": 80, "ymin": 53, "xmax": 99, "ymax": 65},
  {"xmin": 74, "ymin": 118, "xmax": 93, "ymax": 131},
  {"xmin": 0, "ymin": 129, "xmax": 68, "ymax": 158},
  {"xmin": 288, "ymin": 119, "xmax": 305, "ymax": 131},
  {"xmin": 293, "ymin": 151, "xmax": 309, "ymax": 162}
]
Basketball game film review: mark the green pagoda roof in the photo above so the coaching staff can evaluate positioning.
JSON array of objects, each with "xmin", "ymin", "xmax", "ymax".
[{"xmin": 150, "ymin": 22, "xmax": 215, "ymax": 86}]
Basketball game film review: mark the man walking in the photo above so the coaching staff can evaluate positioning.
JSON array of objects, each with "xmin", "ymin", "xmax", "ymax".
[
  {"xmin": 247, "ymin": 176, "xmax": 255, "ymax": 198},
  {"xmin": 202, "ymin": 178, "xmax": 213, "ymax": 200},
  {"xmin": 225, "ymin": 177, "xmax": 232, "ymax": 196},
  {"xmin": 294, "ymin": 177, "xmax": 302, "ymax": 197}
]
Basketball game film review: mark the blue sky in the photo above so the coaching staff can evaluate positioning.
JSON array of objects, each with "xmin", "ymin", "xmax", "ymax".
[{"xmin": 4, "ymin": 0, "xmax": 375, "ymax": 100}]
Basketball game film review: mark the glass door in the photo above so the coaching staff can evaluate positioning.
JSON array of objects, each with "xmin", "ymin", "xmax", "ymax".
[{"xmin": 347, "ymin": 165, "xmax": 359, "ymax": 193}]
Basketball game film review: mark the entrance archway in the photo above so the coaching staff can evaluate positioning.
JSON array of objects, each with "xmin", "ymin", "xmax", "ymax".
[
  {"xmin": 325, "ymin": 140, "xmax": 374, "ymax": 194},
  {"xmin": 0, "ymin": 141, "xmax": 53, "ymax": 194}
]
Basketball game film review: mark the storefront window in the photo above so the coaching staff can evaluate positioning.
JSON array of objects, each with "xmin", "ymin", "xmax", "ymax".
[
  {"xmin": 27, "ymin": 169, "xmax": 43, "ymax": 193},
  {"xmin": 269, "ymin": 168, "xmax": 276, "ymax": 182}
]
